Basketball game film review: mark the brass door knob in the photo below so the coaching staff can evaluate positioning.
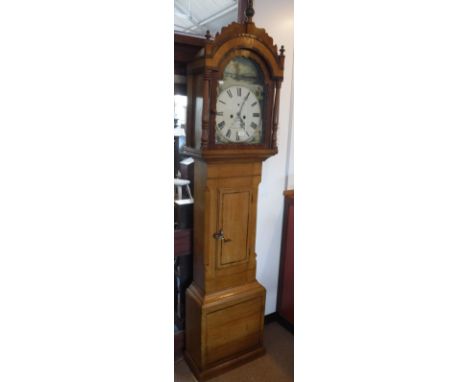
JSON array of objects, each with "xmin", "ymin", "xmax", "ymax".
[{"xmin": 213, "ymin": 229, "xmax": 232, "ymax": 243}]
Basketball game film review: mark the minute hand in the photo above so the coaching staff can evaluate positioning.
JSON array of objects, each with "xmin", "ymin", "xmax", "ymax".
[{"xmin": 237, "ymin": 91, "xmax": 250, "ymax": 117}]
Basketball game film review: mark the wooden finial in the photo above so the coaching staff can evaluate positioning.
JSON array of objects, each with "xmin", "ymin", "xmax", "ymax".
[
  {"xmin": 280, "ymin": 45, "xmax": 285, "ymax": 56},
  {"xmin": 205, "ymin": 30, "xmax": 211, "ymax": 40},
  {"xmin": 245, "ymin": 0, "xmax": 255, "ymax": 22}
]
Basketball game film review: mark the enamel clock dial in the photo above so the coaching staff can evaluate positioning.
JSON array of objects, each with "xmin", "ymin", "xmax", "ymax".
[
  {"xmin": 215, "ymin": 56, "xmax": 265, "ymax": 145},
  {"xmin": 215, "ymin": 85, "xmax": 261, "ymax": 143}
]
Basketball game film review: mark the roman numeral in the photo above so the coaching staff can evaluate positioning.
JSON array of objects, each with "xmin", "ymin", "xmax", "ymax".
[
  {"xmin": 246, "ymin": 92, "xmax": 250, "ymax": 100},
  {"xmin": 216, "ymin": 111, "xmax": 224, "ymax": 116},
  {"xmin": 251, "ymin": 101, "xmax": 257, "ymax": 107},
  {"xmin": 226, "ymin": 129, "xmax": 232, "ymax": 138},
  {"xmin": 218, "ymin": 121, "xmax": 225, "ymax": 129},
  {"xmin": 237, "ymin": 88, "xmax": 241, "ymax": 96},
  {"xmin": 236, "ymin": 132, "xmax": 240, "ymax": 141},
  {"xmin": 218, "ymin": 100, "xmax": 226, "ymax": 104},
  {"xmin": 253, "ymin": 113, "xmax": 260, "ymax": 117},
  {"xmin": 227, "ymin": 89, "xmax": 233, "ymax": 98},
  {"xmin": 250, "ymin": 122, "xmax": 258, "ymax": 129}
]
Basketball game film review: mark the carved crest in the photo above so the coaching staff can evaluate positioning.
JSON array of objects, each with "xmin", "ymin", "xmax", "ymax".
[{"xmin": 202, "ymin": 2, "xmax": 285, "ymax": 77}]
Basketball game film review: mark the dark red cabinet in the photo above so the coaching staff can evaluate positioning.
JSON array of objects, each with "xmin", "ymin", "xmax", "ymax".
[{"xmin": 277, "ymin": 190, "xmax": 294, "ymax": 326}]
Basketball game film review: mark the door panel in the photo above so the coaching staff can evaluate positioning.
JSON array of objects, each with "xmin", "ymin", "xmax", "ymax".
[{"xmin": 217, "ymin": 189, "xmax": 251, "ymax": 267}]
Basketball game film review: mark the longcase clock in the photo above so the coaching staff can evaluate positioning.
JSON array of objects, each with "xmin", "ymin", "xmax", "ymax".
[{"xmin": 183, "ymin": 2, "xmax": 285, "ymax": 380}]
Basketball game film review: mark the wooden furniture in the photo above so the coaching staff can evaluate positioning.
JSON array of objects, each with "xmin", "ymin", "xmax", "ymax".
[
  {"xmin": 174, "ymin": 30, "xmax": 205, "ymax": 362},
  {"xmin": 174, "ymin": 228, "xmax": 193, "ymax": 317},
  {"xmin": 175, "ymin": 34, "xmax": 205, "ymax": 76},
  {"xmin": 277, "ymin": 190, "xmax": 294, "ymax": 328},
  {"xmin": 174, "ymin": 229, "xmax": 193, "ymax": 359},
  {"xmin": 183, "ymin": 2, "xmax": 285, "ymax": 380},
  {"xmin": 174, "ymin": 28, "xmax": 201, "ymax": 336}
]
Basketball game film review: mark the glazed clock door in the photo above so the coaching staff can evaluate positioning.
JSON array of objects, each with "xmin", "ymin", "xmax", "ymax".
[
  {"xmin": 215, "ymin": 56, "xmax": 266, "ymax": 146},
  {"xmin": 215, "ymin": 187, "xmax": 253, "ymax": 269}
]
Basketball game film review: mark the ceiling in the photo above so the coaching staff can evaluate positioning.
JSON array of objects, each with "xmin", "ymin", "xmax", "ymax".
[{"xmin": 174, "ymin": 0, "xmax": 238, "ymax": 36}]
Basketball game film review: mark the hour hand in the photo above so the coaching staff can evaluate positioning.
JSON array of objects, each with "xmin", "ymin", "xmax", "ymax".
[
  {"xmin": 239, "ymin": 118, "xmax": 245, "ymax": 129},
  {"xmin": 234, "ymin": 110, "xmax": 245, "ymax": 129}
]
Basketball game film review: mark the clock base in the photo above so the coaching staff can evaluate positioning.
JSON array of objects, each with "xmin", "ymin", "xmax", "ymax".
[
  {"xmin": 184, "ymin": 281, "xmax": 266, "ymax": 381},
  {"xmin": 184, "ymin": 345, "xmax": 265, "ymax": 381}
]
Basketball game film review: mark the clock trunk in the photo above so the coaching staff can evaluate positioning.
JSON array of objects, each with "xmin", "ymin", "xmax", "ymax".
[{"xmin": 185, "ymin": 159, "xmax": 266, "ymax": 380}]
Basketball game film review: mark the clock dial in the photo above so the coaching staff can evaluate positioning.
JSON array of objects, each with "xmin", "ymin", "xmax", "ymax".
[
  {"xmin": 216, "ymin": 86, "xmax": 261, "ymax": 143},
  {"xmin": 215, "ymin": 56, "xmax": 265, "ymax": 145}
]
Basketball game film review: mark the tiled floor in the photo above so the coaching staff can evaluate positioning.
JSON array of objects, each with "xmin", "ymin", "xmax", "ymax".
[{"xmin": 175, "ymin": 321, "xmax": 293, "ymax": 382}]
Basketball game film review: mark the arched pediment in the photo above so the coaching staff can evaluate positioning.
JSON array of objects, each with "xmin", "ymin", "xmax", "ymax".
[{"xmin": 203, "ymin": 21, "xmax": 285, "ymax": 79}]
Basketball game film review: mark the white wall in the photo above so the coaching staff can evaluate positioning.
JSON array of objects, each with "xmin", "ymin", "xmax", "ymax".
[{"xmin": 253, "ymin": 0, "xmax": 294, "ymax": 315}]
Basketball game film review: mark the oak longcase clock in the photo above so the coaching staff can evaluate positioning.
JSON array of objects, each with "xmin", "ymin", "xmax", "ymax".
[{"xmin": 183, "ymin": 2, "xmax": 285, "ymax": 380}]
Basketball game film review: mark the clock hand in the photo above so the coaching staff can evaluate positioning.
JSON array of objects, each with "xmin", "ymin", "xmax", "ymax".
[
  {"xmin": 238, "ymin": 92, "xmax": 250, "ymax": 114},
  {"xmin": 239, "ymin": 118, "xmax": 245, "ymax": 130},
  {"xmin": 236, "ymin": 92, "xmax": 250, "ymax": 128},
  {"xmin": 234, "ymin": 108, "xmax": 246, "ymax": 130},
  {"xmin": 232, "ymin": 115, "xmax": 245, "ymax": 131}
]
